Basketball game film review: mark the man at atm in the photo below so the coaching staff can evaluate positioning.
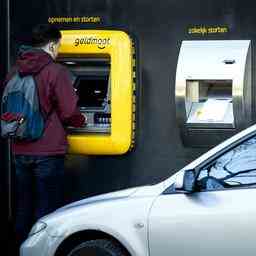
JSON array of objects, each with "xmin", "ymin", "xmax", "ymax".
[{"xmin": 2, "ymin": 24, "xmax": 86, "ymax": 248}]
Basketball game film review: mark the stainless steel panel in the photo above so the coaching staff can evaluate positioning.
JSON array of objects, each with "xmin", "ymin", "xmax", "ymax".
[{"xmin": 175, "ymin": 40, "xmax": 252, "ymax": 147}]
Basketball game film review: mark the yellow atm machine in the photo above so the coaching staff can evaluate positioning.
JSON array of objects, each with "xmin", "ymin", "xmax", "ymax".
[{"xmin": 58, "ymin": 30, "xmax": 134, "ymax": 155}]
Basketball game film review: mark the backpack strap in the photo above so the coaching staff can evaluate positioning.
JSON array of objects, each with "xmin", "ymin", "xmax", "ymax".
[{"xmin": 32, "ymin": 61, "xmax": 53, "ymax": 122}]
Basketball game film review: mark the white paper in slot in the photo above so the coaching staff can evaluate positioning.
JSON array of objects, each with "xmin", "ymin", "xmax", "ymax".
[{"xmin": 195, "ymin": 98, "xmax": 230, "ymax": 122}]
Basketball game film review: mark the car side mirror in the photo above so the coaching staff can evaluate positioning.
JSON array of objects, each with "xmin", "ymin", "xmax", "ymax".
[{"xmin": 174, "ymin": 169, "xmax": 196, "ymax": 193}]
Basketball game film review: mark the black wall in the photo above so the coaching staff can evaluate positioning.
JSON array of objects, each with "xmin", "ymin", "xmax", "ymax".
[
  {"xmin": 4, "ymin": 0, "xmax": 256, "ymax": 204},
  {"xmin": 1, "ymin": 0, "xmax": 10, "ymax": 252}
]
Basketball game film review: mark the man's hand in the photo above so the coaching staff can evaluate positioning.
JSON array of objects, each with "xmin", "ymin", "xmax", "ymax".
[
  {"xmin": 81, "ymin": 113, "xmax": 87, "ymax": 125},
  {"xmin": 66, "ymin": 113, "xmax": 86, "ymax": 128}
]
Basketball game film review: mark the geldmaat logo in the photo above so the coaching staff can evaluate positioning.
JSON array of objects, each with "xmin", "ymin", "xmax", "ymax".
[{"xmin": 74, "ymin": 37, "xmax": 111, "ymax": 49}]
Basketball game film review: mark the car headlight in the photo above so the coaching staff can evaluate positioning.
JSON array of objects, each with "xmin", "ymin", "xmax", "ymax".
[{"xmin": 29, "ymin": 221, "xmax": 47, "ymax": 236}]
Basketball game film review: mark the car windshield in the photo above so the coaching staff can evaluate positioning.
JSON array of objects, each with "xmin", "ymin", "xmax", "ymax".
[{"xmin": 198, "ymin": 136, "xmax": 256, "ymax": 190}]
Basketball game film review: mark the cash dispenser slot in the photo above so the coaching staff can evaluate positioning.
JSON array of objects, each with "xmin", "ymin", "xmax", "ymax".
[
  {"xmin": 60, "ymin": 57, "xmax": 111, "ymax": 134},
  {"xmin": 175, "ymin": 40, "xmax": 252, "ymax": 147}
]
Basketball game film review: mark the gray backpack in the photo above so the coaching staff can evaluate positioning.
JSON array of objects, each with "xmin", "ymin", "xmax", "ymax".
[{"xmin": 1, "ymin": 73, "xmax": 45, "ymax": 140}]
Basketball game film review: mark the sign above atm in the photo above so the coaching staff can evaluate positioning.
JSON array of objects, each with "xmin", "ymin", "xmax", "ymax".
[
  {"xmin": 59, "ymin": 30, "xmax": 130, "ymax": 54},
  {"xmin": 73, "ymin": 37, "xmax": 111, "ymax": 49}
]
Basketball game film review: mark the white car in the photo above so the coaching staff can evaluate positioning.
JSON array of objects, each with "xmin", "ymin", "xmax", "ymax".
[{"xmin": 21, "ymin": 124, "xmax": 256, "ymax": 256}]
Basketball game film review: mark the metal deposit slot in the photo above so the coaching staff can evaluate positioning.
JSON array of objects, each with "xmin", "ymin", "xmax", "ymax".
[
  {"xmin": 185, "ymin": 80, "xmax": 234, "ymax": 128},
  {"xmin": 175, "ymin": 40, "xmax": 252, "ymax": 147}
]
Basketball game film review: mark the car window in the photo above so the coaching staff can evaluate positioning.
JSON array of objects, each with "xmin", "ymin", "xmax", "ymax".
[{"xmin": 197, "ymin": 136, "xmax": 256, "ymax": 191}]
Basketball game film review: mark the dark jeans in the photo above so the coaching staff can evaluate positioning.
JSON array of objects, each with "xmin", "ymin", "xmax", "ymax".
[{"xmin": 14, "ymin": 155, "xmax": 65, "ymax": 246}]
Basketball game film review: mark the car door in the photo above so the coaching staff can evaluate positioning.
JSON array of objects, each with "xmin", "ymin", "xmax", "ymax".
[{"xmin": 149, "ymin": 135, "xmax": 256, "ymax": 256}]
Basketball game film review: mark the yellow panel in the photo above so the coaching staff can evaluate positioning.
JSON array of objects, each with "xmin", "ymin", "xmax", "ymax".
[{"xmin": 59, "ymin": 30, "xmax": 133, "ymax": 155}]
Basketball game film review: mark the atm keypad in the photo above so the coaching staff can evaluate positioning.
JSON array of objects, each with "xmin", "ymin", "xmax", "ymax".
[{"xmin": 94, "ymin": 113, "xmax": 111, "ymax": 125}]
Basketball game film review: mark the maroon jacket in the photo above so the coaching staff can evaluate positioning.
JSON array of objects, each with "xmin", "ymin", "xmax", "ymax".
[{"xmin": 4, "ymin": 50, "xmax": 85, "ymax": 155}]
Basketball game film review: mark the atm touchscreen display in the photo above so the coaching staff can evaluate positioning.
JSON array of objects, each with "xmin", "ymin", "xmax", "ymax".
[{"xmin": 74, "ymin": 76, "xmax": 109, "ymax": 109}]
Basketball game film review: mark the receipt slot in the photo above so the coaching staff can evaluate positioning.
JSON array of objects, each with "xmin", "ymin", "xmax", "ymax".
[
  {"xmin": 58, "ymin": 30, "xmax": 133, "ymax": 155},
  {"xmin": 175, "ymin": 40, "xmax": 252, "ymax": 147}
]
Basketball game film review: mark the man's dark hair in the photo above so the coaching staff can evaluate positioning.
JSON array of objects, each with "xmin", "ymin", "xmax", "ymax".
[{"xmin": 32, "ymin": 24, "xmax": 61, "ymax": 47}]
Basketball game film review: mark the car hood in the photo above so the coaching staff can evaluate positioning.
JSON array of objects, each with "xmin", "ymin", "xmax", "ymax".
[
  {"xmin": 54, "ymin": 181, "xmax": 167, "ymax": 214},
  {"xmin": 38, "ymin": 184, "xmax": 164, "ymax": 238},
  {"xmin": 35, "ymin": 181, "xmax": 168, "ymax": 232},
  {"xmin": 57, "ymin": 186, "xmax": 140, "ymax": 212}
]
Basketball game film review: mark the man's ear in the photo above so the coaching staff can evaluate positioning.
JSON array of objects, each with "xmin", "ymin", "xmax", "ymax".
[{"xmin": 49, "ymin": 42, "xmax": 55, "ymax": 52}]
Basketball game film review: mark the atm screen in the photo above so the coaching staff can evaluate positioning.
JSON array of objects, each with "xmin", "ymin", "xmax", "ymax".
[{"xmin": 74, "ymin": 76, "xmax": 109, "ymax": 109}]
